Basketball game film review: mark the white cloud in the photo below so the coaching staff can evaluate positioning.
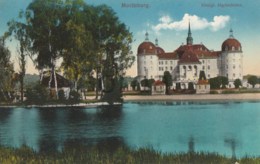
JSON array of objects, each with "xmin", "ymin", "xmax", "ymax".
[{"xmin": 152, "ymin": 13, "xmax": 230, "ymax": 32}]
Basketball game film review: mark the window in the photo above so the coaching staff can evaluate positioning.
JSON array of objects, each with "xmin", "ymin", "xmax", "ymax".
[
  {"xmin": 150, "ymin": 56, "xmax": 152, "ymax": 59},
  {"xmin": 208, "ymin": 74, "xmax": 210, "ymax": 78},
  {"xmin": 202, "ymin": 66, "xmax": 205, "ymax": 70},
  {"xmin": 165, "ymin": 67, "xmax": 168, "ymax": 70},
  {"xmin": 208, "ymin": 65, "xmax": 210, "ymax": 70},
  {"xmin": 233, "ymin": 73, "xmax": 235, "ymax": 77},
  {"xmin": 233, "ymin": 65, "xmax": 235, "ymax": 69},
  {"xmin": 165, "ymin": 61, "xmax": 168, "ymax": 65},
  {"xmin": 170, "ymin": 61, "xmax": 173, "ymax": 64},
  {"xmin": 170, "ymin": 66, "xmax": 173, "ymax": 70},
  {"xmin": 202, "ymin": 60, "xmax": 205, "ymax": 64}
]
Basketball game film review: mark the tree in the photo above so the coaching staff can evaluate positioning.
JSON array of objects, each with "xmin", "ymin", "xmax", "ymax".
[
  {"xmin": 61, "ymin": 0, "xmax": 94, "ymax": 91},
  {"xmin": 141, "ymin": 79, "xmax": 149, "ymax": 88},
  {"xmin": 248, "ymin": 75, "xmax": 258, "ymax": 88},
  {"xmin": 234, "ymin": 79, "xmax": 242, "ymax": 89},
  {"xmin": 148, "ymin": 79, "xmax": 155, "ymax": 88},
  {"xmin": 162, "ymin": 71, "xmax": 173, "ymax": 94},
  {"xmin": 188, "ymin": 82, "xmax": 194, "ymax": 90},
  {"xmin": 209, "ymin": 76, "xmax": 228, "ymax": 89},
  {"xmin": 0, "ymin": 38, "xmax": 15, "ymax": 102},
  {"xmin": 93, "ymin": 5, "xmax": 134, "ymax": 101},
  {"xmin": 23, "ymin": 0, "xmax": 66, "ymax": 99},
  {"xmin": 131, "ymin": 79, "xmax": 138, "ymax": 91},
  {"xmin": 7, "ymin": 15, "xmax": 31, "ymax": 102}
]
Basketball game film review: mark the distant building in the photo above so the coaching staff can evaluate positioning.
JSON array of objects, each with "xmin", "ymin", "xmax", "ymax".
[
  {"xmin": 196, "ymin": 71, "xmax": 210, "ymax": 94},
  {"xmin": 151, "ymin": 80, "xmax": 166, "ymax": 95},
  {"xmin": 137, "ymin": 23, "xmax": 243, "ymax": 89}
]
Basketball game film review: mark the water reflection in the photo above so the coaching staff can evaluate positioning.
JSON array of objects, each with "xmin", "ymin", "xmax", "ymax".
[
  {"xmin": 0, "ymin": 101, "xmax": 259, "ymax": 158},
  {"xmin": 224, "ymin": 138, "xmax": 238, "ymax": 159},
  {"xmin": 188, "ymin": 136, "xmax": 195, "ymax": 153}
]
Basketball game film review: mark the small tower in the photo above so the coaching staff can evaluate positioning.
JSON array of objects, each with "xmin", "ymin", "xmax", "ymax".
[
  {"xmin": 186, "ymin": 22, "xmax": 193, "ymax": 45},
  {"xmin": 229, "ymin": 28, "xmax": 234, "ymax": 38},
  {"xmin": 145, "ymin": 31, "xmax": 149, "ymax": 41},
  {"xmin": 155, "ymin": 38, "xmax": 158, "ymax": 46}
]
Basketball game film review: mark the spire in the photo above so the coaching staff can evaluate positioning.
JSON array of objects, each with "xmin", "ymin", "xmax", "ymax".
[
  {"xmin": 145, "ymin": 31, "xmax": 149, "ymax": 41},
  {"xmin": 155, "ymin": 38, "xmax": 158, "ymax": 46},
  {"xmin": 186, "ymin": 21, "xmax": 193, "ymax": 45},
  {"xmin": 229, "ymin": 28, "xmax": 234, "ymax": 38}
]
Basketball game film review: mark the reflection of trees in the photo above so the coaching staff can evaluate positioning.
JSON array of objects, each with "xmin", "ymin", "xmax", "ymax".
[
  {"xmin": 188, "ymin": 136, "xmax": 195, "ymax": 153},
  {"xmin": 96, "ymin": 105, "xmax": 123, "ymax": 121},
  {"xmin": 224, "ymin": 138, "xmax": 237, "ymax": 159},
  {"xmin": 0, "ymin": 109, "xmax": 12, "ymax": 145}
]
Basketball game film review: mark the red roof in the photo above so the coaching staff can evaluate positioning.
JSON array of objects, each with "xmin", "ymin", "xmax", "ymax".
[
  {"xmin": 137, "ymin": 41, "xmax": 157, "ymax": 54},
  {"xmin": 221, "ymin": 38, "xmax": 241, "ymax": 51},
  {"xmin": 178, "ymin": 48, "xmax": 200, "ymax": 64},
  {"xmin": 157, "ymin": 52, "xmax": 178, "ymax": 59},
  {"xmin": 153, "ymin": 80, "xmax": 165, "ymax": 86},
  {"xmin": 156, "ymin": 46, "xmax": 165, "ymax": 54},
  {"xmin": 197, "ymin": 80, "xmax": 209, "ymax": 85}
]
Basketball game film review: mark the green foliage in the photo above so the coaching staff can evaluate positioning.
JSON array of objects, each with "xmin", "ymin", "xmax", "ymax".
[
  {"xmin": 234, "ymin": 79, "xmax": 242, "ymax": 89},
  {"xmin": 163, "ymin": 71, "xmax": 173, "ymax": 94},
  {"xmin": 188, "ymin": 82, "xmax": 195, "ymax": 90},
  {"xmin": 148, "ymin": 79, "xmax": 155, "ymax": 88},
  {"xmin": 69, "ymin": 90, "xmax": 80, "ymax": 103},
  {"xmin": 25, "ymin": 83, "xmax": 49, "ymax": 104},
  {"xmin": 0, "ymin": 38, "xmax": 15, "ymax": 102},
  {"xmin": 248, "ymin": 76, "xmax": 258, "ymax": 88},
  {"xmin": 0, "ymin": 145, "xmax": 258, "ymax": 164},
  {"xmin": 209, "ymin": 76, "xmax": 228, "ymax": 89},
  {"xmin": 176, "ymin": 83, "xmax": 181, "ymax": 90},
  {"xmin": 131, "ymin": 79, "xmax": 138, "ymax": 90},
  {"xmin": 141, "ymin": 79, "xmax": 149, "ymax": 87}
]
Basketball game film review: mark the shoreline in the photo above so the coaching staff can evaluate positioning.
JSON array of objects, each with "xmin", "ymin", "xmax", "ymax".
[
  {"xmin": 123, "ymin": 93, "xmax": 260, "ymax": 102},
  {"xmin": 1, "ymin": 93, "xmax": 260, "ymax": 108}
]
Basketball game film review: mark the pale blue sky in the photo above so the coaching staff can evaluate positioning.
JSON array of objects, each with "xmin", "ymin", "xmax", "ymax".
[{"xmin": 0, "ymin": 0, "xmax": 260, "ymax": 76}]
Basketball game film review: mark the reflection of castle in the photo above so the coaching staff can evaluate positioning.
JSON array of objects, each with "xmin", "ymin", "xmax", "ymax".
[{"xmin": 137, "ymin": 23, "xmax": 243, "ymax": 88}]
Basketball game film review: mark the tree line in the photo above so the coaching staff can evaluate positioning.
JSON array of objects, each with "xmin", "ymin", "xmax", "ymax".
[{"xmin": 0, "ymin": 0, "xmax": 135, "ymax": 103}]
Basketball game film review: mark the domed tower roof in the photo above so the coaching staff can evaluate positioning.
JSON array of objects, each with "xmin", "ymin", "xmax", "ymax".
[
  {"xmin": 221, "ymin": 29, "xmax": 242, "ymax": 51},
  {"xmin": 137, "ymin": 32, "xmax": 157, "ymax": 54},
  {"xmin": 155, "ymin": 38, "xmax": 165, "ymax": 54}
]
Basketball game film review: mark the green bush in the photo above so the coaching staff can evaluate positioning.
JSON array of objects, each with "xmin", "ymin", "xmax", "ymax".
[
  {"xmin": 25, "ymin": 83, "xmax": 49, "ymax": 104},
  {"xmin": 69, "ymin": 90, "xmax": 80, "ymax": 103},
  {"xmin": 58, "ymin": 90, "xmax": 66, "ymax": 101}
]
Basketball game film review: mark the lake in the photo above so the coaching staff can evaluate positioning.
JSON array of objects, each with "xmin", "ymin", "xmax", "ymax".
[{"xmin": 0, "ymin": 101, "xmax": 259, "ymax": 158}]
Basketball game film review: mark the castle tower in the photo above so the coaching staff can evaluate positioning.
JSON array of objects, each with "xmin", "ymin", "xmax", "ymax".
[{"xmin": 220, "ymin": 29, "xmax": 243, "ymax": 86}]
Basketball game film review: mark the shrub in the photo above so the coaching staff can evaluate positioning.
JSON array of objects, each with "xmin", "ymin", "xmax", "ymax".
[
  {"xmin": 69, "ymin": 90, "xmax": 80, "ymax": 103},
  {"xmin": 58, "ymin": 90, "xmax": 66, "ymax": 101},
  {"xmin": 25, "ymin": 83, "xmax": 49, "ymax": 104}
]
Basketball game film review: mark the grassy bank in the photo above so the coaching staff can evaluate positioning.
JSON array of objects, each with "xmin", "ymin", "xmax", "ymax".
[{"xmin": 0, "ymin": 145, "xmax": 259, "ymax": 164}]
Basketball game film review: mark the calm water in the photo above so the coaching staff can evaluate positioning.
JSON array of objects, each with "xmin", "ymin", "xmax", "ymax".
[{"xmin": 0, "ymin": 101, "xmax": 260, "ymax": 158}]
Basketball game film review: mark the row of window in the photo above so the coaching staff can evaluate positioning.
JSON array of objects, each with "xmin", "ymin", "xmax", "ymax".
[
  {"xmin": 226, "ymin": 65, "xmax": 241, "ymax": 69},
  {"xmin": 159, "ymin": 66, "xmax": 173, "ymax": 71},
  {"xmin": 159, "ymin": 60, "xmax": 174, "ymax": 65}
]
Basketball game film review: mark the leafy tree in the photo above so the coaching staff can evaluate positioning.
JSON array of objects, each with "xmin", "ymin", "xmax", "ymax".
[
  {"xmin": 26, "ymin": 83, "xmax": 49, "ymax": 104},
  {"xmin": 131, "ymin": 79, "xmax": 138, "ymax": 90},
  {"xmin": 94, "ymin": 5, "xmax": 134, "ymax": 100},
  {"xmin": 162, "ymin": 71, "xmax": 172, "ymax": 94},
  {"xmin": 148, "ymin": 79, "xmax": 155, "ymax": 88},
  {"xmin": 0, "ymin": 38, "xmax": 15, "ymax": 102},
  {"xmin": 248, "ymin": 75, "xmax": 258, "ymax": 88},
  {"xmin": 7, "ymin": 16, "xmax": 31, "ymax": 102},
  {"xmin": 234, "ymin": 79, "xmax": 242, "ymax": 89},
  {"xmin": 141, "ymin": 79, "xmax": 149, "ymax": 88},
  {"xmin": 23, "ymin": 0, "xmax": 66, "ymax": 99},
  {"xmin": 188, "ymin": 82, "xmax": 195, "ymax": 90},
  {"xmin": 61, "ymin": 0, "xmax": 94, "ymax": 91},
  {"xmin": 209, "ymin": 76, "xmax": 228, "ymax": 89}
]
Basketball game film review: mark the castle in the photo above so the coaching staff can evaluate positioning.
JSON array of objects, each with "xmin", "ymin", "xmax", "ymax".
[{"xmin": 137, "ymin": 23, "xmax": 243, "ymax": 89}]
